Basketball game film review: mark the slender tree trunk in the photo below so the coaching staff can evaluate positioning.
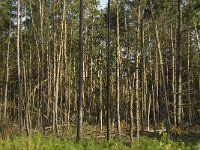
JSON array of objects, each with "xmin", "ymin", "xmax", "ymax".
[
  {"xmin": 29, "ymin": 1, "xmax": 41, "ymax": 130},
  {"xmin": 130, "ymin": 74, "xmax": 134, "ymax": 140},
  {"xmin": 140, "ymin": 17, "xmax": 145, "ymax": 135},
  {"xmin": 147, "ymin": 92, "xmax": 151, "ymax": 131},
  {"xmin": 4, "ymin": 20, "xmax": 11, "ymax": 121},
  {"xmin": 149, "ymin": 0, "xmax": 171, "ymax": 132},
  {"xmin": 65, "ymin": 19, "xmax": 73, "ymax": 131},
  {"xmin": 27, "ymin": 47, "xmax": 32, "ymax": 133},
  {"xmin": 64, "ymin": 17, "xmax": 70, "ymax": 131},
  {"xmin": 136, "ymin": 1, "xmax": 141, "ymax": 141},
  {"xmin": 22, "ymin": 2, "xmax": 31, "ymax": 134},
  {"xmin": 177, "ymin": 0, "xmax": 182, "ymax": 126},
  {"xmin": 99, "ymin": 68, "xmax": 103, "ymax": 132},
  {"xmin": 39, "ymin": 0, "xmax": 45, "ymax": 135},
  {"xmin": 77, "ymin": 0, "xmax": 84, "ymax": 141},
  {"xmin": 17, "ymin": 0, "xmax": 23, "ymax": 130},
  {"xmin": 47, "ymin": 41, "xmax": 52, "ymax": 127},
  {"xmin": 116, "ymin": 0, "xmax": 121, "ymax": 136},
  {"xmin": 106, "ymin": 0, "xmax": 111, "ymax": 141},
  {"xmin": 52, "ymin": 0, "xmax": 58, "ymax": 132},
  {"xmin": 124, "ymin": 12, "xmax": 134, "ymax": 141},
  {"xmin": 148, "ymin": 24, "xmax": 154, "ymax": 132},
  {"xmin": 171, "ymin": 24, "xmax": 177, "ymax": 127},
  {"xmin": 187, "ymin": 32, "xmax": 192, "ymax": 125}
]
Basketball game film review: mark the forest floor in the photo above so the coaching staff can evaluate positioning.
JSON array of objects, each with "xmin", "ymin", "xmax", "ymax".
[{"xmin": 0, "ymin": 123, "xmax": 200, "ymax": 150}]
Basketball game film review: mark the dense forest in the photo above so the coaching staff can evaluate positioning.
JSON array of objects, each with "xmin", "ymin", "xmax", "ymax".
[{"xmin": 0, "ymin": 0, "xmax": 200, "ymax": 147}]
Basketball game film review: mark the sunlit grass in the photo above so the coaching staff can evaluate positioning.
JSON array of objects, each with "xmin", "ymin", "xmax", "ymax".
[{"xmin": 0, "ymin": 133, "xmax": 199, "ymax": 150}]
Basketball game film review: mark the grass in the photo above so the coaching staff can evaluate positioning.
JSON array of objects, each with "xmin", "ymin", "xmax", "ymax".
[{"xmin": 0, "ymin": 133, "xmax": 199, "ymax": 150}]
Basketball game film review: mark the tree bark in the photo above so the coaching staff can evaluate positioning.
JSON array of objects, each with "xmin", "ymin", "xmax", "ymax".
[
  {"xmin": 39, "ymin": 0, "xmax": 45, "ymax": 135},
  {"xmin": 4, "ymin": 19, "xmax": 11, "ymax": 121},
  {"xmin": 17, "ymin": 0, "xmax": 23, "ymax": 130},
  {"xmin": 149, "ymin": 0, "xmax": 171, "ymax": 132},
  {"xmin": 177, "ymin": 0, "xmax": 182, "ymax": 126},
  {"xmin": 116, "ymin": 0, "xmax": 121, "ymax": 136},
  {"xmin": 170, "ymin": 24, "xmax": 177, "ymax": 127},
  {"xmin": 106, "ymin": 0, "xmax": 111, "ymax": 141},
  {"xmin": 187, "ymin": 32, "xmax": 192, "ymax": 125},
  {"xmin": 136, "ymin": 1, "xmax": 141, "ymax": 141},
  {"xmin": 77, "ymin": 0, "xmax": 84, "ymax": 141}
]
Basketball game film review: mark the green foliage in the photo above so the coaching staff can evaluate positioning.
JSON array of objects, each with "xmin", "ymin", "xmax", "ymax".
[
  {"xmin": 0, "ymin": 134, "xmax": 198, "ymax": 150},
  {"xmin": 132, "ymin": 136, "xmax": 194, "ymax": 150},
  {"xmin": 0, "ymin": 0, "xmax": 11, "ymax": 32},
  {"xmin": 0, "ymin": 134, "xmax": 129, "ymax": 150}
]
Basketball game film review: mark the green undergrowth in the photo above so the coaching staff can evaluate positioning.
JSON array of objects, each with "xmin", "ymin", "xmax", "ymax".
[{"xmin": 0, "ymin": 133, "xmax": 199, "ymax": 150}]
